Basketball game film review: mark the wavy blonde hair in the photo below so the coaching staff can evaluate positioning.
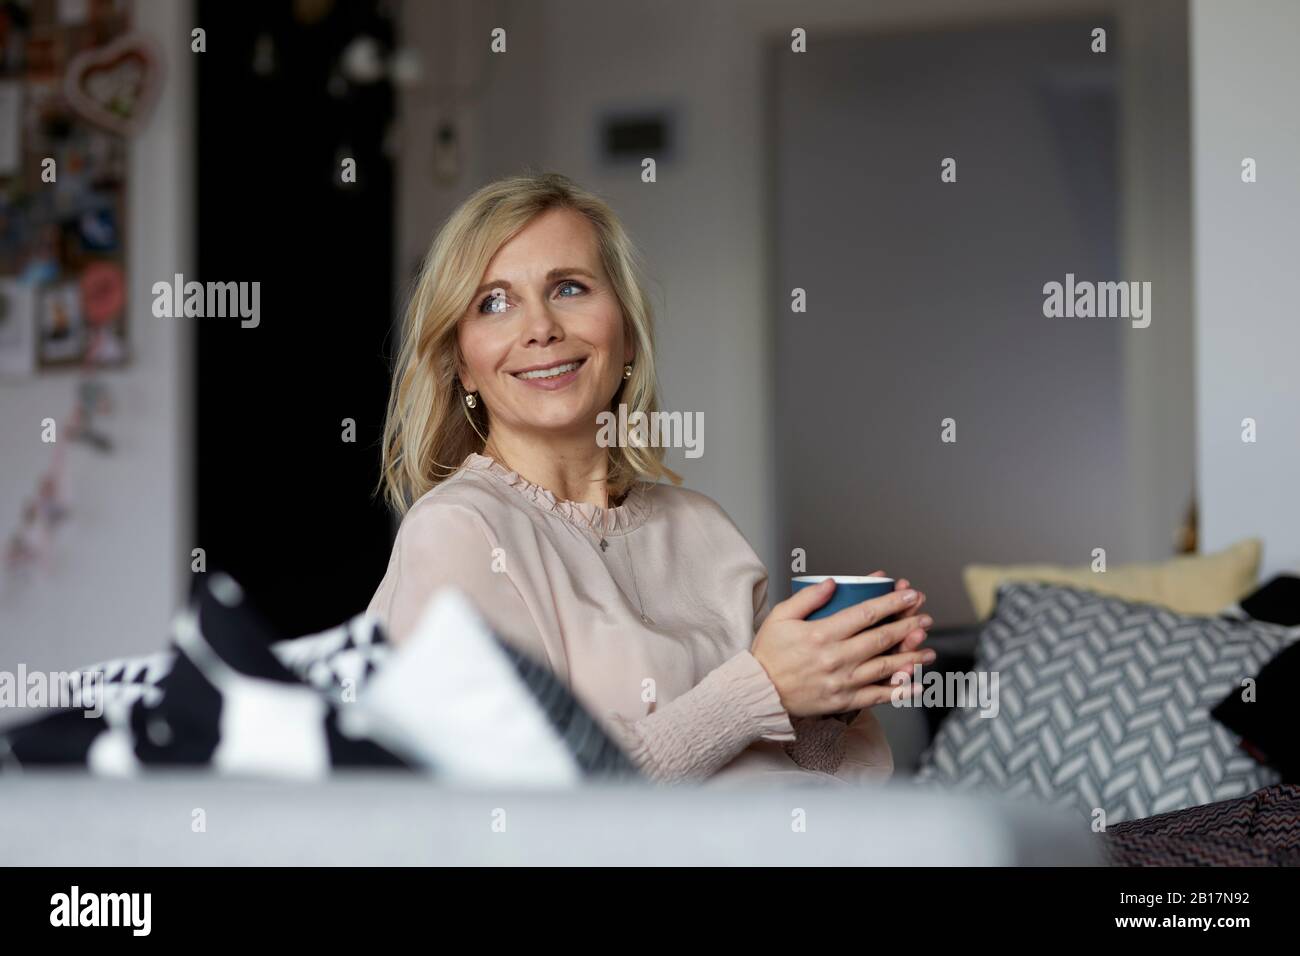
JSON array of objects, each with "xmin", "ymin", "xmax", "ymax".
[{"xmin": 376, "ymin": 170, "xmax": 682, "ymax": 515}]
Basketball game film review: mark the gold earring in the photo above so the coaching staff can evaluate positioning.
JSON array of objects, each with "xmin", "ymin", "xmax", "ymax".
[
  {"xmin": 465, "ymin": 392, "xmax": 478, "ymax": 409},
  {"xmin": 623, "ymin": 365, "xmax": 633, "ymax": 380}
]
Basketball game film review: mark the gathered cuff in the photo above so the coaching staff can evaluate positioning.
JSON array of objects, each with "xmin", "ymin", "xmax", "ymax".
[
  {"xmin": 718, "ymin": 651, "xmax": 796, "ymax": 742},
  {"xmin": 601, "ymin": 651, "xmax": 795, "ymax": 784}
]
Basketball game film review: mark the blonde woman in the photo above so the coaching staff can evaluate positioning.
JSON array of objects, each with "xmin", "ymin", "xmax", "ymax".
[{"xmin": 369, "ymin": 172, "xmax": 935, "ymax": 784}]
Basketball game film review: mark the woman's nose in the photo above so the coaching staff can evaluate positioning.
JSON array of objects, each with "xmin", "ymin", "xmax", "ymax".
[{"xmin": 520, "ymin": 301, "xmax": 564, "ymax": 347}]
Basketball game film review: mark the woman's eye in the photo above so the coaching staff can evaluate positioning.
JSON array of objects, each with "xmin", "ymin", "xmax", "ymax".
[
  {"xmin": 557, "ymin": 279, "xmax": 586, "ymax": 297},
  {"xmin": 479, "ymin": 290, "xmax": 509, "ymax": 315}
]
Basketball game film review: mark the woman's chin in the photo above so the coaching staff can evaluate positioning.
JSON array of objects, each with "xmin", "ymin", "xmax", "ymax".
[{"xmin": 510, "ymin": 404, "xmax": 605, "ymax": 436}]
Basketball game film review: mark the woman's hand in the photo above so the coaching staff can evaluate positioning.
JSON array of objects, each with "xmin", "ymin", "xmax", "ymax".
[
  {"xmin": 868, "ymin": 569, "xmax": 930, "ymax": 655},
  {"xmin": 750, "ymin": 576, "xmax": 935, "ymax": 718}
]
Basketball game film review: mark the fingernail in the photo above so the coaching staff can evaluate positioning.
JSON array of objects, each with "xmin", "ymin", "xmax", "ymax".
[
  {"xmin": 920, "ymin": 615, "xmax": 933, "ymax": 627},
  {"xmin": 923, "ymin": 650, "xmax": 936, "ymax": 662},
  {"xmin": 900, "ymin": 590, "xmax": 918, "ymax": 603}
]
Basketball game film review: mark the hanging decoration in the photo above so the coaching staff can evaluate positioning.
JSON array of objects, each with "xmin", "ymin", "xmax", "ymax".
[
  {"xmin": 4, "ymin": 341, "xmax": 115, "ymax": 578},
  {"xmin": 63, "ymin": 32, "xmax": 163, "ymax": 137}
]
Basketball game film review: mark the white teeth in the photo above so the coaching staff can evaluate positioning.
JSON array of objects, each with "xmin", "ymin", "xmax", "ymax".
[{"xmin": 515, "ymin": 360, "xmax": 581, "ymax": 380}]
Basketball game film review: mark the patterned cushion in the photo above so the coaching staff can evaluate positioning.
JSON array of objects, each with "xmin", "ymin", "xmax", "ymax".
[
  {"xmin": 916, "ymin": 582, "xmax": 1300, "ymax": 823},
  {"xmin": 267, "ymin": 614, "xmax": 389, "ymax": 702},
  {"xmin": 0, "ymin": 573, "xmax": 406, "ymax": 775},
  {"xmin": 77, "ymin": 611, "xmax": 389, "ymax": 714}
]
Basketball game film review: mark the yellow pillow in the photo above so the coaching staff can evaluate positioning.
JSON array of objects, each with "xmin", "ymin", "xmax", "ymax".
[{"xmin": 963, "ymin": 538, "xmax": 1262, "ymax": 620}]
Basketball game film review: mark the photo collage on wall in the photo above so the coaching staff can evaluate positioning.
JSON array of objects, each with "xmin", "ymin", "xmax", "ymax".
[{"xmin": 0, "ymin": 0, "xmax": 157, "ymax": 375}]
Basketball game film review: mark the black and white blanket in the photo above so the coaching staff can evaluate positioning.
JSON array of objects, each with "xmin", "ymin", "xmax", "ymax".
[{"xmin": 0, "ymin": 572, "xmax": 637, "ymax": 784}]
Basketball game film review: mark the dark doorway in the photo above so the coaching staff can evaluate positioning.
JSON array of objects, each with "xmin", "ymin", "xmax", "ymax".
[{"xmin": 195, "ymin": 1, "xmax": 396, "ymax": 636}]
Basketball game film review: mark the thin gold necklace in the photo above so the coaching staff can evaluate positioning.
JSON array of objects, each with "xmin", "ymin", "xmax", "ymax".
[
  {"xmin": 587, "ymin": 489, "xmax": 652, "ymax": 625},
  {"xmin": 483, "ymin": 441, "xmax": 652, "ymax": 624}
]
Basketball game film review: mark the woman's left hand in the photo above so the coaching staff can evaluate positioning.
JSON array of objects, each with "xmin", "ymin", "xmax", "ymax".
[
  {"xmin": 824, "ymin": 570, "xmax": 930, "ymax": 724},
  {"xmin": 867, "ymin": 570, "xmax": 929, "ymax": 654}
]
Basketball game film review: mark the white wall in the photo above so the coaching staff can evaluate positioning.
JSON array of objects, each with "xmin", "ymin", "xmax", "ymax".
[
  {"xmin": 1191, "ymin": 0, "xmax": 1300, "ymax": 579},
  {"xmin": 0, "ymin": 0, "xmax": 193, "ymax": 678}
]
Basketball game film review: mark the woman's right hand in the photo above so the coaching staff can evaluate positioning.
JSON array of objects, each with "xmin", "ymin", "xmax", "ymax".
[{"xmin": 750, "ymin": 579, "xmax": 936, "ymax": 718}]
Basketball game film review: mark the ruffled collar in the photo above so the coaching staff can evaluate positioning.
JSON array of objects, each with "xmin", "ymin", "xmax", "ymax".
[{"xmin": 460, "ymin": 452, "xmax": 652, "ymax": 537}]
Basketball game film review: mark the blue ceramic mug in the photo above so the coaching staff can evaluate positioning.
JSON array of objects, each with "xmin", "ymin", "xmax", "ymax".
[
  {"xmin": 791, "ymin": 575, "xmax": 895, "ymax": 620},
  {"xmin": 791, "ymin": 575, "xmax": 898, "ymax": 723}
]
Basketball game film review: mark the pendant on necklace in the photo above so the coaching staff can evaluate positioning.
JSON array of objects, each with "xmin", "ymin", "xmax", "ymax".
[{"xmin": 599, "ymin": 538, "xmax": 609, "ymax": 552}]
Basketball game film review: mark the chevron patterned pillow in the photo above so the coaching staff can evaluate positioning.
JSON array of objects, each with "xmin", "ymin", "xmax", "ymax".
[{"xmin": 915, "ymin": 581, "xmax": 1300, "ymax": 824}]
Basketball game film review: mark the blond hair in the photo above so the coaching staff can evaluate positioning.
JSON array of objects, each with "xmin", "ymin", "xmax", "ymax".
[{"xmin": 376, "ymin": 170, "xmax": 682, "ymax": 515}]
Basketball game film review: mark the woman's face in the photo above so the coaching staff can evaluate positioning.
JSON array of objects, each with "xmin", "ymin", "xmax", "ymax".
[{"xmin": 456, "ymin": 208, "xmax": 633, "ymax": 442}]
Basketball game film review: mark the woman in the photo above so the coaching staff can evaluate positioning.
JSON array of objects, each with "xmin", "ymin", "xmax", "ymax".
[{"xmin": 368, "ymin": 171, "xmax": 935, "ymax": 784}]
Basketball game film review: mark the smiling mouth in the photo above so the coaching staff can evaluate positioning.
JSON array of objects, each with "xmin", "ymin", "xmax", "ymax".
[{"xmin": 511, "ymin": 358, "xmax": 586, "ymax": 381}]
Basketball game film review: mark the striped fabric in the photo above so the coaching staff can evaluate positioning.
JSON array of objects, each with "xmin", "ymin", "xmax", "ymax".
[{"xmin": 1105, "ymin": 783, "xmax": 1300, "ymax": 865}]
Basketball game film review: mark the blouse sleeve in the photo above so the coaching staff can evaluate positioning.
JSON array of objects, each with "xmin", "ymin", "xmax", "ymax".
[
  {"xmin": 602, "ymin": 650, "xmax": 796, "ymax": 784},
  {"xmin": 370, "ymin": 500, "xmax": 547, "ymax": 663}
]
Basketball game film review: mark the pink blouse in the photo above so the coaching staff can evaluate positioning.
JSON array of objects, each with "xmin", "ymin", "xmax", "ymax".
[{"xmin": 365, "ymin": 452, "xmax": 893, "ymax": 785}]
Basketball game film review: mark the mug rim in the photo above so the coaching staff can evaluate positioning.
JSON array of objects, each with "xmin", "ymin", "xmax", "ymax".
[{"xmin": 792, "ymin": 575, "xmax": 894, "ymax": 585}]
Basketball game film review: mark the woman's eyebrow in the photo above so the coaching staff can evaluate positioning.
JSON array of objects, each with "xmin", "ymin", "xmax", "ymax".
[{"xmin": 471, "ymin": 267, "xmax": 597, "ymax": 299}]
